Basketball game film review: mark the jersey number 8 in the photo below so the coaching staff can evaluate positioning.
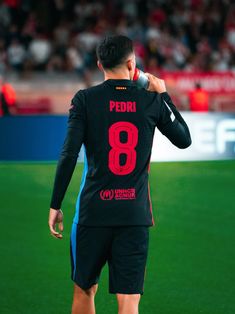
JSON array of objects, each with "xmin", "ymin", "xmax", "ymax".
[{"xmin": 108, "ymin": 121, "xmax": 138, "ymax": 175}]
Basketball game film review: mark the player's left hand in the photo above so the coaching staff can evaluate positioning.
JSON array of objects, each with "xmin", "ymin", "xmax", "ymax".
[{"xmin": 48, "ymin": 208, "xmax": 64, "ymax": 239}]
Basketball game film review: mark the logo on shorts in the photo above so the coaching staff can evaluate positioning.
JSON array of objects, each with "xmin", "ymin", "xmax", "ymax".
[
  {"xmin": 100, "ymin": 188, "xmax": 136, "ymax": 201},
  {"xmin": 100, "ymin": 189, "xmax": 114, "ymax": 200}
]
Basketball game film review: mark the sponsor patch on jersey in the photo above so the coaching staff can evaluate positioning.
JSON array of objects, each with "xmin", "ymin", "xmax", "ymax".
[
  {"xmin": 100, "ymin": 188, "xmax": 136, "ymax": 200},
  {"xmin": 100, "ymin": 189, "xmax": 114, "ymax": 200},
  {"xmin": 115, "ymin": 86, "xmax": 127, "ymax": 90}
]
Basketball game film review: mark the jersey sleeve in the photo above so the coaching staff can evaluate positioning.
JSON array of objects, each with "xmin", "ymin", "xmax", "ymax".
[
  {"xmin": 50, "ymin": 90, "xmax": 86, "ymax": 209},
  {"xmin": 155, "ymin": 92, "xmax": 192, "ymax": 149}
]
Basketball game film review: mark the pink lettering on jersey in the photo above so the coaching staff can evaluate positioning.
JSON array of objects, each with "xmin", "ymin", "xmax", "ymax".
[
  {"xmin": 110, "ymin": 101, "xmax": 116, "ymax": 112},
  {"xmin": 109, "ymin": 101, "xmax": 136, "ymax": 112}
]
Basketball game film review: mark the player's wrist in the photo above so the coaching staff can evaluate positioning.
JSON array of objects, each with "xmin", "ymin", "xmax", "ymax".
[
  {"xmin": 157, "ymin": 87, "xmax": 167, "ymax": 93},
  {"xmin": 50, "ymin": 207, "xmax": 61, "ymax": 211}
]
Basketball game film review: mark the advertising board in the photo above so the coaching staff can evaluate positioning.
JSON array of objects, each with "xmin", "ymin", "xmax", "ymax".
[{"xmin": 0, "ymin": 113, "xmax": 235, "ymax": 161}]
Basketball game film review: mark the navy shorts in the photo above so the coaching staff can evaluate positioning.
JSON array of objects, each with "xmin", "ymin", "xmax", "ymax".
[{"xmin": 70, "ymin": 223, "xmax": 149, "ymax": 294}]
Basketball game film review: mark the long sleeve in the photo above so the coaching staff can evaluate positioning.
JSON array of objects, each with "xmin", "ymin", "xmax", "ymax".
[
  {"xmin": 155, "ymin": 92, "xmax": 192, "ymax": 149},
  {"xmin": 50, "ymin": 90, "xmax": 86, "ymax": 209}
]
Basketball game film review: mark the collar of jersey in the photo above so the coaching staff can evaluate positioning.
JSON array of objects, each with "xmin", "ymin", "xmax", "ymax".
[{"xmin": 104, "ymin": 79, "xmax": 134, "ymax": 86}]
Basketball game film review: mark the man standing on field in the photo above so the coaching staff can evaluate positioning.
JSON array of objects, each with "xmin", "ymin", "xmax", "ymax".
[{"xmin": 48, "ymin": 35, "xmax": 191, "ymax": 314}]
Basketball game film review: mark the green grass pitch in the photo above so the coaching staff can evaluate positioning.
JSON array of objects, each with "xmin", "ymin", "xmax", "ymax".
[{"xmin": 0, "ymin": 160, "xmax": 235, "ymax": 314}]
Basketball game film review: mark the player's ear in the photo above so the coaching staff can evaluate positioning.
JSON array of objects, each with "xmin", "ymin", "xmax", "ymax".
[
  {"xmin": 127, "ymin": 58, "xmax": 135, "ymax": 80},
  {"xmin": 97, "ymin": 60, "xmax": 103, "ymax": 72},
  {"xmin": 127, "ymin": 59, "xmax": 134, "ymax": 71}
]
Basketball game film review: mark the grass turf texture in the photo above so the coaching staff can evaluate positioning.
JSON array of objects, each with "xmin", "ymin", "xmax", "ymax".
[{"xmin": 0, "ymin": 161, "xmax": 234, "ymax": 314}]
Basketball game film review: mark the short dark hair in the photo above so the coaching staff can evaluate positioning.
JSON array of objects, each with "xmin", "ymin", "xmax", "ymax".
[{"xmin": 96, "ymin": 35, "xmax": 133, "ymax": 69}]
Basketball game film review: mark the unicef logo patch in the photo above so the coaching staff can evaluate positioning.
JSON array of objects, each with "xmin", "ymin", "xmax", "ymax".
[{"xmin": 100, "ymin": 189, "xmax": 114, "ymax": 200}]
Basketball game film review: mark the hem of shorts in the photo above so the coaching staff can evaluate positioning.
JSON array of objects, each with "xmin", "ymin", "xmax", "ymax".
[
  {"xmin": 109, "ymin": 289, "xmax": 144, "ymax": 295},
  {"xmin": 71, "ymin": 277, "xmax": 98, "ymax": 290},
  {"xmin": 74, "ymin": 222, "xmax": 153, "ymax": 227}
]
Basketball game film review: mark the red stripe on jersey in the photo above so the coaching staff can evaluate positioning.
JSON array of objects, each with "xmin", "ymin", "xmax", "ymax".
[
  {"xmin": 148, "ymin": 181, "xmax": 155, "ymax": 226},
  {"xmin": 147, "ymin": 162, "xmax": 155, "ymax": 226}
]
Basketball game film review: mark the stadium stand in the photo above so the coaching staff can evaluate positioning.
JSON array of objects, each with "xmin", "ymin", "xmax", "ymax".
[{"xmin": 0, "ymin": 0, "xmax": 235, "ymax": 113}]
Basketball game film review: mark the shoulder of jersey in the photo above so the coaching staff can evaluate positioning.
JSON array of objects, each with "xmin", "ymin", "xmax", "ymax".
[
  {"xmin": 83, "ymin": 82, "xmax": 106, "ymax": 93},
  {"xmin": 77, "ymin": 83, "xmax": 157, "ymax": 97}
]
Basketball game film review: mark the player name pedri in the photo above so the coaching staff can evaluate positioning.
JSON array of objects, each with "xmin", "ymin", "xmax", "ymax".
[{"xmin": 110, "ymin": 100, "xmax": 136, "ymax": 112}]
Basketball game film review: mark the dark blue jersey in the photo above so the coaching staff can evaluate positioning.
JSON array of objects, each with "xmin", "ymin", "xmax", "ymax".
[{"xmin": 50, "ymin": 79, "xmax": 191, "ymax": 226}]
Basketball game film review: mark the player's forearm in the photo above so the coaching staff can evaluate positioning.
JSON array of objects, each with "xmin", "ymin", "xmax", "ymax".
[
  {"xmin": 50, "ymin": 154, "xmax": 77, "ymax": 209},
  {"xmin": 50, "ymin": 125, "xmax": 84, "ymax": 209},
  {"xmin": 161, "ymin": 92, "xmax": 191, "ymax": 134},
  {"xmin": 163, "ymin": 119, "xmax": 191, "ymax": 148},
  {"xmin": 161, "ymin": 92, "xmax": 192, "ymax": 149}
]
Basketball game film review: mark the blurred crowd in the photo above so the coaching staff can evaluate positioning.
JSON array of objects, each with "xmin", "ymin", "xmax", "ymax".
[{"xmin": 0, "ymin": 0, "xmax": 234, "ymax": 77}]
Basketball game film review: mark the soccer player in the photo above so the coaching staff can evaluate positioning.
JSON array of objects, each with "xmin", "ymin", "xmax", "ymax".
[{"xmin": 48, "ymin": 35, "xmax": 191, "ymax": 314}]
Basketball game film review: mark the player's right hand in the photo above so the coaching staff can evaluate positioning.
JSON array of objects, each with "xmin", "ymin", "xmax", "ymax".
[
  {"xmin": 48, "ymin": 208, "xmax": 64, "ymax": 239},
  {"xmin": 145, "ymin": 73, "xmax": 167, "ymax": 94}
]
